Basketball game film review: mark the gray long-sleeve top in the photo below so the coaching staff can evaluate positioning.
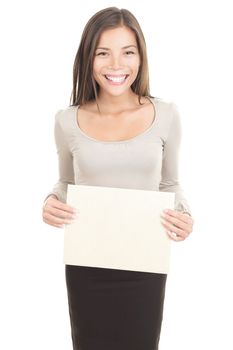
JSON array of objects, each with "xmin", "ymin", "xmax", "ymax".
[{"xmin": 44, "ymin": 96, "xmax": 192, "ymax": 216}]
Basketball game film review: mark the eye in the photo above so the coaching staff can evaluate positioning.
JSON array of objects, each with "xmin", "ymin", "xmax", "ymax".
[
  {"xmin": 96, "ymin": 51, "xmax": 135, "ymax": 56},
  {"xmin": 96, "ymin": 52, "xmax": 108, "ymax": 56}
]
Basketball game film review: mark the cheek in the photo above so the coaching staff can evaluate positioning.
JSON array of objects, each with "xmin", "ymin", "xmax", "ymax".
[
  {"xmin": 92, "ymin": 62, "xmax": 102, "ymax": 81},
  {"xmin": 93, "ymin": 58, "xmax": 104, "ymax": 73},
  {"xmin": 128, "ymin": 57, "xmax": 140, "ymax": 72}
]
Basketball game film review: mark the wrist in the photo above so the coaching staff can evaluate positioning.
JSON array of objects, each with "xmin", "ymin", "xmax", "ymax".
[
  {"xmin": 43, "ymin": 194, "xmax": 58, "ymax": 207},
  {"xmin": 182, "ymin": 210, "xmax": 192, "ymax": 217}
]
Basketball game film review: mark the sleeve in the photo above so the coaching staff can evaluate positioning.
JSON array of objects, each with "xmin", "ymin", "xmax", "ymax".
[
  {"xmin": 159, "ymin": 102, "xmax": 192, "ymax": 216},
  {"xmin": 43, "ymin": 110, "xmax": 75, "ymax": 204}
]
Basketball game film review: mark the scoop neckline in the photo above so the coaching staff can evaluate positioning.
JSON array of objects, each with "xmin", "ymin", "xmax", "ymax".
[{"xmin": 73, "ymin": 96, "xmax": 158, "ymax": 144}]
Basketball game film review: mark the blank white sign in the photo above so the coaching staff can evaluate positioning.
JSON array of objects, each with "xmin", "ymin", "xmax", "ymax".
[{"xmin": 63, "ymin": 184, "xmax": 175, "ymax": 274}]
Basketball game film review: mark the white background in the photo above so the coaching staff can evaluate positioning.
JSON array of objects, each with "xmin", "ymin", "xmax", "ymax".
[{"xmin": 1, "ymin": 0, "xmax": 232, "ymax": 349}]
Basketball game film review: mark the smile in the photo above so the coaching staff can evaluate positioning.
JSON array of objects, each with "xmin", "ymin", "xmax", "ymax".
[{"xmin": 104, "ymin": 74, "xmax": 129, "ymax": 85}]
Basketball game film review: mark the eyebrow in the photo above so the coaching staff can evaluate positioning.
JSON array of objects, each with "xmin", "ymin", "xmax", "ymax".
[{"xmin": 96, "ymin": 45, "xmax": 137, "ymax": 50}]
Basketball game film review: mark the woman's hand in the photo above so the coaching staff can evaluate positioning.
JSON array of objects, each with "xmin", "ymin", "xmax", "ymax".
[
  {"xmin": 160, "ymin": 209, "xmax": 194, "ymax": 241},
  {"xmin": 42, "ymin": 195, "xmax": 78, "ymax": 228}
]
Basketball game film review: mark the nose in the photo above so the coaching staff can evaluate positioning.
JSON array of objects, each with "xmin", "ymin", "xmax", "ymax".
[{"xmin": 109, "ymin": 55, "xmax": 123, "ymax": 69}]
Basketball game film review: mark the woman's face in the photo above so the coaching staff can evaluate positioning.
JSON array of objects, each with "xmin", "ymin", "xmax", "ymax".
[{"xmin": 93, "ymin": 26, "xmax": 140, "ymax": 97}]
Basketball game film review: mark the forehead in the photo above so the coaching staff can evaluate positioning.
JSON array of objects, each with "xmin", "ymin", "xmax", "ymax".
[{"xmin": 97, "ymin": 26, "xmax": 137, "ymax": 46}]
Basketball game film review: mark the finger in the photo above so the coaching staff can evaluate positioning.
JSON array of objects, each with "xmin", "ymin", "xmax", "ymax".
[
  {"xmin": 166, "ymin": 230, "xmax": 185, "ymax": 241},
  {"xmin": 43, "ymin": 212, "xmax": 76, "ymax": 226},
  {"xmin": 44, "ymin": 218, "xmax": 74, "ymax": 228},
  {"xmin": 164, "ymin": 209, "xmax": 191, "ymax": 224},
  {"xmin": 45, "ymin": 205, "xmax": 78, "ymax": 220},
  {"xmin": 46, "ymin": 198, "xmax": 77, "ymax": 214},
  {"xmin": 161, "ymin": 218, "xmax": 186, "ymax": 237},
  {"xmin": 53, "ymin": 223, "xmax": 65, "ymax": 229},
  {"xmin": 45, "ymin": 220, "xmax": 64, "ymax": 229},
  {"xmin": 161, "ymin": 215, "xmax": 187, "ymax": 231}
]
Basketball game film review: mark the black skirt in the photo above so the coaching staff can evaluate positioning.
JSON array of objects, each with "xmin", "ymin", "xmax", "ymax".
[{"xmin": 65, "ymin": 264, "xmax": 167, "ymax": 350}]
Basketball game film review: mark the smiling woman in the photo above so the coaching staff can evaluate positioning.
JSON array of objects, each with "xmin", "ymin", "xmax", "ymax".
[
  {"xmin": 70, "ymin": 7, "xmax": 152, "ymax": 110},
  {"xmin": 92, "ymin": 27, "xmax": 140, "ymax": 99},
  {"xmin": 93, "ymin": 31, "xmax": 140, "ymax": 91},
  {"xmin": 42, "ymin": 5, "xmax": 193, "ymax": 350}
]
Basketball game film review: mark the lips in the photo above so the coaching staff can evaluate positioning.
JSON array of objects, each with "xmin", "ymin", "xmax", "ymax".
[
  {"xmin": 104, "ymin": 74, "xmax": 129, "ymax": 83},
  {"xmin": 105, "ymin": 74, "xmax": 128, "ymax": 77}
]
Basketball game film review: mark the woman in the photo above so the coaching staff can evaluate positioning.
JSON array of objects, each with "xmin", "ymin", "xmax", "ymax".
[{"xmin": 42, "ymin": 6, "xmax": 194, "ymax": 350}]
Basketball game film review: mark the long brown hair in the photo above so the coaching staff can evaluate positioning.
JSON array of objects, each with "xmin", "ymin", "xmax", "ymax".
[{"xmin": 69, "ymin": 7, "xmax": 155, "ymax": 108}]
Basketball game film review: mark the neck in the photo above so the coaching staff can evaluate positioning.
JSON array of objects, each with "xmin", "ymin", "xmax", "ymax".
[{"xmin": 96, "ymin": 89, "xmax": 140, "ymax": 114}]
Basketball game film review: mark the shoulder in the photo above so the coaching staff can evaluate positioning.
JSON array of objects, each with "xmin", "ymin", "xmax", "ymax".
[
  {"xmin": 153, "ymin": 97, "xmax": 179, "ymax": 125},
  {"xmin": 154, "ymin": 96, "xmax": 177, "ymax": 113},
  {"xmin": 54, "ymin": 105, "xmax": 75, "ymax": 121},
  {"xmin": 153, "ymin": 97, "xmax": 182, "ymax": 142},
  {"xmin": 53, "ymin": 106, "xmax": 76, "ymax": 129},
  {"xmin": 158, "ymin": 98, "xmax": 181, "ymax": 123},
  {"xmin": 52, "ymin": 107, "xmax": 77, "ymax": 146}
]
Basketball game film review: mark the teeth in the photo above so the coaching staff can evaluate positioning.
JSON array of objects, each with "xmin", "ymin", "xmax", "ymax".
[{"xmin": 106, "ymin": 75, "xmax": 127, "ymax": 82}]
